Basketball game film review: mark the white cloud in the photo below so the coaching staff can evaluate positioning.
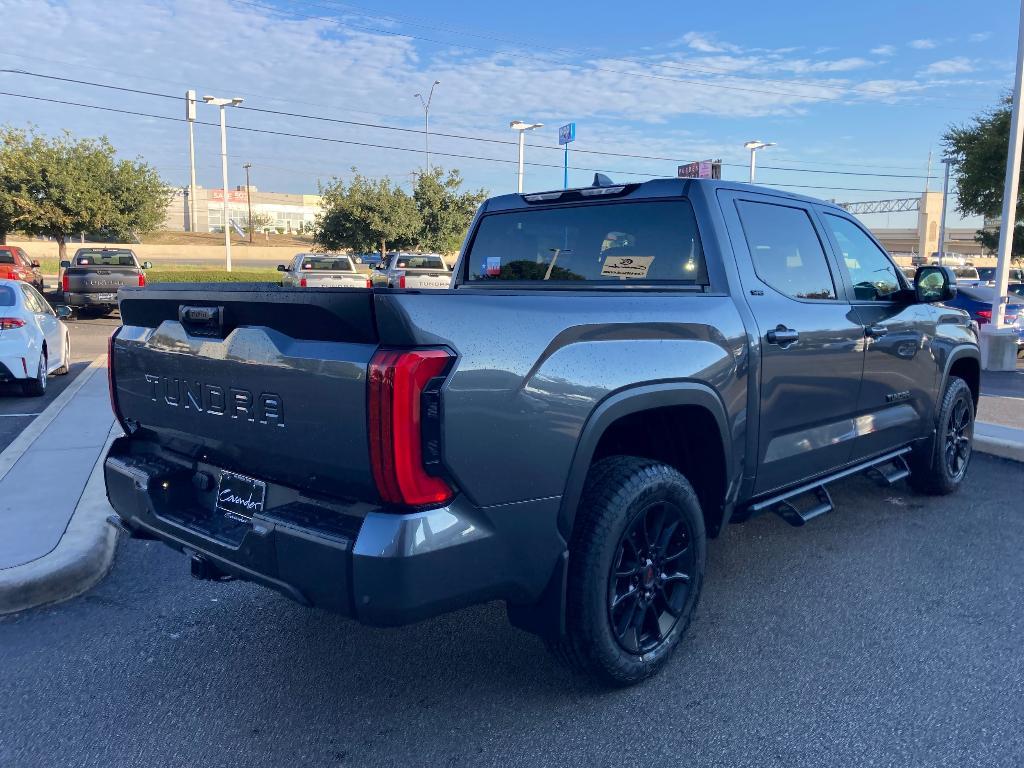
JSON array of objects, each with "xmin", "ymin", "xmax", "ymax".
[
  {"xmin": 871, "ymin": 45, "xmax": 896, "ymax": 56},
  {"xmin": 968, "ymin": 32, "xmax": 992, "ymax": 43},
  {"xmin": 909, "ymin": 39, "xmax": 937, "ymax": 49},
  {"xmin": 675, "ymin": 32, "xmax": 740, "ymax": 54},
  {"xmin": 918, "ymin": 57, "xmax": 975, "ymax": 76}
]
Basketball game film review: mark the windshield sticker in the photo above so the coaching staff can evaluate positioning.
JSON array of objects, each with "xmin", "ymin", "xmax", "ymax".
[
  {"xmin": 600, "ymin": 255, "xmax": 654, "ymax": 279},
  {"xmin": 486, "ymin": 256, "xmax": 501, "ymax": 276}
]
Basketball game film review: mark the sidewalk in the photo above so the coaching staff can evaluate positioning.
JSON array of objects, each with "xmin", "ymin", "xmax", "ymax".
[{"xmin": 0, "ymin": 358, "xmax": 119, "ymax": 614}]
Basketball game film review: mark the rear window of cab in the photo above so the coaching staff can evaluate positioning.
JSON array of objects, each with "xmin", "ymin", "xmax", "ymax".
[
  {"xmin": 465, "ymin": 200, "xmax": 707, "ymax": 286},
  {"xmin": 301, "ymin": 256, "xmax": 354, "ymax": 271},
  {"xmin": 75, "ymin": 249, "xmax": 137, "ymax": 266}
]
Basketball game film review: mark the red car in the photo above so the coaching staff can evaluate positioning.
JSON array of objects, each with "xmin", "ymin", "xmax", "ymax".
[{"xmin": 0, "ymin": 246, "xmax": 45, "ymax": 291}]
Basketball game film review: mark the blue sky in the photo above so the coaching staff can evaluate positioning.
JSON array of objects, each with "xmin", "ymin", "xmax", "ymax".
[{"xmin": 1, "ymin": 0, "xmax": 1019, "ymax": 228}]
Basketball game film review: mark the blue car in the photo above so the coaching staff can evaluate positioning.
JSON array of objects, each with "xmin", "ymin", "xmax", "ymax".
[
  {"xmin": 353, "ymin": 252, "xmax": 382, "ymax": 267},
  {"xmin": 945, "ymin": 285, "xmax": 1024, "ymax": 352}
]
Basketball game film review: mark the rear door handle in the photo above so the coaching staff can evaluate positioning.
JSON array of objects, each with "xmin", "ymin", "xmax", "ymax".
[
  {"xmin": 864, "ymin": 324, "xmax": 888, "ymax": 338},
  {"xmin": 766, "ymin": 326, "xmax": 800, "ymax": 347}
]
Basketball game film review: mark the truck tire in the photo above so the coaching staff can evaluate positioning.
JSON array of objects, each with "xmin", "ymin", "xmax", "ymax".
[
  {"xmin": 909, "ymin": 376, "xmax": 974, "ymax": 495},
  {"xmin": 551, "ymin": 456, "xmax": 706, "ymax": 686}
]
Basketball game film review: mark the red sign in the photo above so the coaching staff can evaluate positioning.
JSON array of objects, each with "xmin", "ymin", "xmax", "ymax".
[{"xmin": 209, "ymin": 189, "xmax": 248, "ymax": 203}]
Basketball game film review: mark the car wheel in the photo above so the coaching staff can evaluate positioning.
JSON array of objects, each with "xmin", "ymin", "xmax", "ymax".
[
  {"xmin": 22, "ymin": 352, "xmax": 47, "ymax": 397},
  {"xmin": 550, "ymin": 456, "xmax": 706, "ymax": 686},
  {"xmin": 909, "ymin": 376, "xmax": 974, "ymax": 495},
  {"xmin": 54, "ymin": 334, "xmax": 71, "ymax": 375}
]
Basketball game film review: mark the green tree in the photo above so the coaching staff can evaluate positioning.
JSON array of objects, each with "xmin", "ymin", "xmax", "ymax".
[
  {"xmin": 314, "ymin": 170, "xmax": 421, "ymax": 258},
  {"xmin": 413, "ymin": 167, "xmax": 487, "ymax": 254},
  {"xmin": 0, "ymin": 126, "xmax": 170, "ymax": 259},
  {"xmin": 247, "ymin": 211, "xmax": 275, "ymax": 233},
  {"xmin": 943, "ymin": 94, "xmax": 1024, "ymax": 258}
]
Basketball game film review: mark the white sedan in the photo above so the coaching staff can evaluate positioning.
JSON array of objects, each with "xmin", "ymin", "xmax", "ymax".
[{"xmin": 0, "ymin": 279, "xmax": 72, "ymax": 396}]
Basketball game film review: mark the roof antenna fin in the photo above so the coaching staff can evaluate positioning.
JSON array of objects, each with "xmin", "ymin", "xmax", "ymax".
[{"xmin": 592, "ymin": 173, "xmax": 614, "ymax": 187}]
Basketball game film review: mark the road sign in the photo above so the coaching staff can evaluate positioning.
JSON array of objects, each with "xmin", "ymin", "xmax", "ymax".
[
  {"xmin": 677, "ymin": 160, "xmax": 721, "ymax": 179},
  {"xmin": 559, "ymin": 123, "xmax": 576, "ymax": 145}
]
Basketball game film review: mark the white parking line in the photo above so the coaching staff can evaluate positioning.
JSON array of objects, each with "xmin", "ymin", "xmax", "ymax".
[{"xmin": 0, "ymin": 413, "xmax": 43, "ymax": 417}]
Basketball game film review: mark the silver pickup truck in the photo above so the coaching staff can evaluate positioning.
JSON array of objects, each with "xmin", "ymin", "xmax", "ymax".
[
  {"xmin": 277, "ymin": 253, "xmax": 370, "ymax": 289},
  {"xmin": 369, "ymin": 252, "xmax": 451, "ymax": 289},
  {"xmin": 60, "ymin": 248, "xmax": 151, "ymax": 316}
]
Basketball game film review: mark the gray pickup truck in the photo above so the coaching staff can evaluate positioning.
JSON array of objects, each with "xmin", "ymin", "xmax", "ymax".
[
  {"xmin": 60, "ymin": 247, "xmax": 151, "ymax": 315},
  {"xmin": 370, "ymin": 252, "xmax": 451, "ymax": 289},
  {"xmin": 104, "ymin": 178, "xmax": 980, "ymax": 686}
]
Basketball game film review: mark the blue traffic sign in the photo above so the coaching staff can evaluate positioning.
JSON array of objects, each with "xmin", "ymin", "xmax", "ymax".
[{"xmin": 558, "ymin": 123, "xmax": 576, "ymax": 145}]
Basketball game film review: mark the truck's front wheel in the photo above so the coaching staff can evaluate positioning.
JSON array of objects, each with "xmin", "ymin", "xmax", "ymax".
[
  {"xmin": 909, "ymin": 376, "xmax": 974, "ymax": 495},
  {"xmin": 553, "ymin": 456, "xmax": 706, "ymax": 686}
]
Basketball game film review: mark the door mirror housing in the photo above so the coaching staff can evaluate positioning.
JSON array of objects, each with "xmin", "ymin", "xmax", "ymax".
[
  {"xmin": 55, "ymin": 305, "xmax": 73, "ymax": 319},
  {"xmin": 276, "ymin": 264, "xmax": 287, "ymax": 272},
  {"xmin": 914, "ymin": 265, "xmax": 957, "ymax": 303},
  {"xmin": 59, "ymin": 260, "xmax": 71, "ymax": 269},
  {"xmin": 31, "ymin": 260, "xmax": 40, "ymax": 269},
  {"xmin": 141, "ymin": 261, "xmax": 152, "ymax": 270}
]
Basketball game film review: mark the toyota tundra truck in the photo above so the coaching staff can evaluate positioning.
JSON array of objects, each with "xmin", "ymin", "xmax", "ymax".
[
  {"xmin": 104, "ymin": 178, "xmax": 980, "ymax": 686},
  {"xmin": 60, "ymin": 247, "xmax": 151, "ymax": 315}
]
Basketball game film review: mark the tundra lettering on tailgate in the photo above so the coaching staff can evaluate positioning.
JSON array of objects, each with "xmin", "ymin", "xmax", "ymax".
[{"xmin": 143, "ymin": 374, "xmax": 285, "ymax": 427}]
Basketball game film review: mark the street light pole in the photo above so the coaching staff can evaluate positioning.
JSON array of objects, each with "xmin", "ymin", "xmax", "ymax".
[
  {"xmin": 203, "ymin": 95, "xmax": 243, "ymax": 271},
  {"xmin": 186, "ymin": 90, "xmax": 198, "ymax": 232},
  {"xmin": 510, "ymin": 120, "xmax": 544, "ymax": 193},
  {"xmin": 243, "ymin": 162, "xmax": 253, "ymax": 244},
  {"xmin": 414, "ymin": 80, "xmax": 440, "ymax": 174},
  {"xmin": 743, "ymin": 140, "xmax": 775, "ymax": 183},
  {"xmin": 937, "ymin": 157, "xmax": 952, "ymax": 267}
]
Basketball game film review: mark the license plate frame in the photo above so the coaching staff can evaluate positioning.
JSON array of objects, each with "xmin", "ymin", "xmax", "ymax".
[
  {"xmin": 96, "ymin": 293, "xmax": 117, "ymax": 301},
  {"xmin": 215, "ymin": 470, "xmax": 267, "ymax": 522}
]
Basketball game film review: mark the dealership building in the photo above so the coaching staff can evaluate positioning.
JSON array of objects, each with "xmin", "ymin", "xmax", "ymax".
[{"xmin": 162, "ymin": 186, "xmax": 322, "ymax": 234}]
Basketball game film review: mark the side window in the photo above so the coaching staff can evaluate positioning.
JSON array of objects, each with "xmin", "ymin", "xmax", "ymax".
[
  {"xmin": 735, "ymin": 200, "xmax": 837, "ymax": 300},
  {"xmin": 19, "ymin": 284, "xmax": 42, "ymax": 313},
  {"xmin": 823, "ymin": 214, "xmax": 901, "ymax": 301}
]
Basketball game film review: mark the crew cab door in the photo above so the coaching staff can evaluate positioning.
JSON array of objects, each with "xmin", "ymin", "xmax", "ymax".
[
  {"xmin": 719, "ymin": 191, "xmax": 865, "ymax": 495},
  {"xmin": 817, "ymin": 210, "xmax": 936, "ymax": 459}
]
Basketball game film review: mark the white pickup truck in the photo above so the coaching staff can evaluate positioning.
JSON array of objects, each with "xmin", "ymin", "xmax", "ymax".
[
  {"xmin": 370, "ymin": 252, "xmax": 452, "ymax": 290},
  {"xmin": 277, "ymin": 253, "xmax": 371, "ymax": 288}
]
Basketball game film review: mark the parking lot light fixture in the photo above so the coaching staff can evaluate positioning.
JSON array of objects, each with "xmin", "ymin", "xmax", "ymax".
[
  {"xmin": 510, "ymin": 121, "xmax": 544, "ymax": 193},
  {"xmin": 743, "ymin": 140, "xmax": 775, "ymax": 184},
  {"xmin": 202, "ymin": 95, "xmax": 244, "ymax": 271},
  {"xmin": 414, "ymin": 81, "xmax": 441, "ymax": 174}
]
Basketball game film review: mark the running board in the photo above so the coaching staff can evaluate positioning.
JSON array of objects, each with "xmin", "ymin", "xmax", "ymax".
[{"xmin": 746, "ymin": 447, "xmax": 913, "ymax": 527}]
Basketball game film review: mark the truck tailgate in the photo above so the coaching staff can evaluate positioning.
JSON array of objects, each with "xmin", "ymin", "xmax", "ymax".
[
  {"xmin": 402, "ymin": 270, "xmax": 451, "ymax": 290},
  {"xmin": 112, "ymin": 284, "xmax": 380, "ymax": 501},
  {"xmin": 65, "ymin": 267, "xmax": 139, "ymax": 294}
]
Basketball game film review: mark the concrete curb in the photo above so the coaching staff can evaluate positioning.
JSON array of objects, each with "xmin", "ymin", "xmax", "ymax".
[
  {"xmin": 974, "ymin": 434, "xmax": 1024, "ymax": 464},
  {"xmin": 0, "ymin": 417, "xmax": 121, "ymax": 616}
]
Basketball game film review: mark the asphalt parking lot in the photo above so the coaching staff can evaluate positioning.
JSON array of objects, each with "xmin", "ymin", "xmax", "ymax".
[
  {"xmin": 1, "ymin": 453, "xmax": 1021, "ymax": 768},
  {"xmin": 0, "ymin": 313, "xmax": 119, "ymax": 451}
]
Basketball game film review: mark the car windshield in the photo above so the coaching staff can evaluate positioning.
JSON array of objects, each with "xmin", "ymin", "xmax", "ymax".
[
  {"xmin": 466, "ymin": 199, "xmax": 708, "ymax": 284},
  {"xmin": 396, "ymin": 255, "xmax": 446, "ymax": 271},
  {"xmin": 300, "ymin": 256, "xmax": 354, "ymax": 271},
  {"xmin": 0, "ymin": 285, "xmax": 15, "ymax": 305},
  {"xmin": 75, "ymin": 249, "xmax": 137, "ymax": 267}
]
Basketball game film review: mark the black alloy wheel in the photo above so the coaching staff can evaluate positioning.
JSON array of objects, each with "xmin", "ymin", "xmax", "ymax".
[{"xmin": 944, "ymin": 396, "xmax": 972, "ymax": 482}]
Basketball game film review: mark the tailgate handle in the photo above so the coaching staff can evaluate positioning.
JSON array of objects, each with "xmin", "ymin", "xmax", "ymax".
[{"xmin": 178, "ymin": 305, "xmax": 224, "ymax": 337}]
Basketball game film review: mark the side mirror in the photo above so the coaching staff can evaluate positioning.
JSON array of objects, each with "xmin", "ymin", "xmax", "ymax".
[
  {"xmin": 31, "ymin": 260, "xmax": 40, "ymax": 269},
  {"xmin": 142, "ymin": 261, "xmax": 152, "ymax": 270},
  {"xmin": 276, "ymin": 264, "xmax": 287, "ymax": 272},
  {"xmin": 915, "ymin": 265, "xmax": 957, "ymax": 303},
  {"xmin": 55, "ymin": 305, "xmax": 73, "ymax": 319},
  {"xmin": 354, "ymin": 256, "xmax": 362, "ymax": 264},
  {"xmin": 59, "ymin": 260, "xmax": 71, "ymax": 269}
]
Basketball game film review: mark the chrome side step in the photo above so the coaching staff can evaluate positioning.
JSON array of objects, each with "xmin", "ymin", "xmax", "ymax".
[{"xmin": 746, "ymin": 447, "xmax": 913, "ymax": 528}]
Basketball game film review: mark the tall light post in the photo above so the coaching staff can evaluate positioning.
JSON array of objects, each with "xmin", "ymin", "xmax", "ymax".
[
  {"xmin": 185, "ymin": 90, "xmax": 198, "ymax": 232},
  {"xmin": 744, "ymin": 140, "xmax": 775, "ymax": 183},
  {"xmin": 937, "ymin": 157, "xmax": 953, "ymax": 266},
  {"xmin": 203, "ymin": 94, "xmax": 244, "ymax": 271},
  {"xmin": 414, "ymin": 80, "xmax": 440, "ymax": 173},
  {"xmin": 510, "ymin": 120, "xmax": 544, "ymax": 193},
  {"xmin": 243, "ymin": 162, "xmax": 254, "ymax": 244}
]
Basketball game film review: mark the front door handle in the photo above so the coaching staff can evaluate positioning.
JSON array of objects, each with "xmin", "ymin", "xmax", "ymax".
[
  {"xmin": 864, "ymin": 324, "xmax": 888, "ymax": 338},
  {"xmin": 766, "ymin": 326, "xmax": 800, "ymax": 347}
]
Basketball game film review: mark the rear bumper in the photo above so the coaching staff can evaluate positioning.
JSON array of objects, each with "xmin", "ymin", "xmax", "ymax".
[
  {"xmin": 0, "ymin": 359, "xmax": 27, "ymax": 382},
  {"xmin": 63, "ymin": 292, "xmax": 118, "ymax": 307},
  {"xmin": 103, "ymin": 437, "xmax": 565, "ymax": 627}
]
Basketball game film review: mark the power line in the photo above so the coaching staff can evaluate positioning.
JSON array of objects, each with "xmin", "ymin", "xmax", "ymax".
[
  {"xmin": 0, "ymin": 89, "xmax": 932, "ymax": 196},
  {"xmin": 0, "ymin": 69, "xmax": 935, "ymax": 180}
]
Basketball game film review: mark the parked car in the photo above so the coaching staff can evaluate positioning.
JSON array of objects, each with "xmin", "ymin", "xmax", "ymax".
[
  {"xmin": 0, "ymin": 246, "xmax": 44, "ymax": 291},
  {"xmin": 944, "ymin": 285, "xmax": 1024, "ymax": 352},
  {"xmin": 0, "ymin": 279, "xmax": 72, "ymax": 396},
  {"xmin": 106, "ymin": 177, "xmax": 980, "ymax": 687},
  {"xmin": 59, "ymin": 248, "xmax": 150, "ymax": 315},
  {"xmin": 952, "ymin": 266, "xmax": 981, "ymax": 285},
  {"xmin": 976, "ymin": 267, "xmax": 1024, "ymax": 284},
  {"xmin": 353, "ymin": 252, "xmax": 382, "ymax": 267},
  {"xmin": 277, "ymin": 253, "xmax": 371, "ymax": 288},
  {"xmin": 370, "ymin": 252, "xmax": 451, "ymax": 289}
]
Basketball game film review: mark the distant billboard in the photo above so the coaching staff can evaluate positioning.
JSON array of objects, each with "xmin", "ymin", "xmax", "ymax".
[
  {"xmin": 558, "ymin": 123, "xmax": 576, "ymax": 145},
  {"xmin": 677, "ymin": 160, "xmax": 721, "ymax": 179}
]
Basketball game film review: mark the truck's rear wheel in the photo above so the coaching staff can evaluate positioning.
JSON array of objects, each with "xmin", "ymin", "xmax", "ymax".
[
  {"xmin": 909, "ymin": 376, "xmax": 974, "ymax": 495},
  {"xmin": 552, "ymin": 456, "xmax": 706, "ymax": 686}
]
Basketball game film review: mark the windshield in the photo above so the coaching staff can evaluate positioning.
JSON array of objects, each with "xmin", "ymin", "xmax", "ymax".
[
  {"xmin": 396, "ymin": 255, "xmax": 446, "ymax": 271},
  {"xmin": 74, "ymin": 249, "xmax": 137, "ymax": 267},
  {"xmin": 466, "ymin": 199, "xmax": 708, "ymax": 285},
  {"xmin": 300, "ymin": 256, "xmax": 354, "ymax": 272}
]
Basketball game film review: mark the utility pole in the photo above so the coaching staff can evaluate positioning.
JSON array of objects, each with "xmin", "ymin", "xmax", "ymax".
[
  {"xmin": 243, "ymin": 162, "xmax": 253, "ymax": 244},
  {"xmin": 937, "ymin": 157, "xmax": 952, "ymax": 266},
  {"xmin": 203, "ymin": 95, "xmax": 243, "ymax": 271},
  {"xmin": 185, "ymin": 90, "xmax": 197, "ymax": 232},
  {"xmin": 414, "ymin": 80, "xmax": 440, "ymax": 173}
]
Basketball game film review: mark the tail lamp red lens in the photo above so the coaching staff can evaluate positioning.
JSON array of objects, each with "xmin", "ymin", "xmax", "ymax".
[
  {"xmin": 61, "ymin": 272, "xmax": 69, "ymax": 293},
  {"xmin": 0, "ymin": 317, "xmax": 26, "ymax": 330},
  {"xmin": 299, "ymin": 277, "xmax": 307, "ymax": 287},
  {"xmin": 398, "ymin": 274, "xmax": 406, "ymax": 289},
  {"xmin": 138, "ymin": 273, "xmax": 146, "ymax": 287},
  {"xmin": 976, "ymin": 310, "xmax": 992, "ymax": 324},
  {"xmin": 365, "ymin": 278, "xmax": 373, "ymax": 289},
  {"xmin": 368, "ymin": 349, "xmax": 454, "ymax": 507}
]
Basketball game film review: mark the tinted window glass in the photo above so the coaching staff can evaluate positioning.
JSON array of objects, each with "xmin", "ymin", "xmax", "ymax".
[
  {"xmin": 0, "ymin": 285, "xmax": 15, "ymax": 306},
  {"xmin": 397, "ymin": 255, "xmax": 446, "ymax": 270},
  {"xmin": 735, "ymin": 201, "xmax": 836, "ymax": 300},
  {"xmin": 19, "ymin": 284, "xmax": 42, "ymax": 313},
  {"xmin": 0, "ymin": 249, "xmax": 14, "ymax": 265},
  {"xmin": 75, "ymin": 249, "xmax": 137, "ymax": 267},
  {"xmin": 300, "ymin": 256, "xmax": 354, "ymax": 271},
  {"xmin": 823, "ymin": 214, "xmax": 901, "ymax": 301},
  {"xmin": 466, "ymin": 200, "xmax": 707, "ymax": 284}
]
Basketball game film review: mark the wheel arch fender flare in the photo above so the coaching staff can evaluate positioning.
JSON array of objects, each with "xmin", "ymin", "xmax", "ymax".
[
  {"xmin": 941, "ymin": 344, "xmax": 981, "ymax": 407},
  {"xmin": 556, "ymin": 381, "xmax": 734, "ymax": 541}
]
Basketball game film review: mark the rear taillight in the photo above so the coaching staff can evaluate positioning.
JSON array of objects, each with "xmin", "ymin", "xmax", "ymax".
[
  {"xmin": 61, "ymin": 272, "xmax": 69, "ymax": 293},
  {"xmin": 138, "ymin": 273, "xmax": 146, "ymax": 287},
  {"xmin": 108, "ymin": 329, "xmax": 128, "ymax": 431},
  {"xmin": 0, "ymin": 317, "xmax": 26, "ymax": 330},
  {"xmin": 368, "ymin": 349, "xmax": 454, "ymax": 507},
  {"xmin": 365, "ymin": 278, "xmax": 373, "ymax": 289},
  {"xmin": 976, "ymin": 310, "xmax": 992, "ymax": 324},
  {"xmin": 299, "ymin": 277, "xmax": 307, "ymax": 287},
  {"xmin": 398, "ymin": 274, "xmax": 406, "ymax": 289}
]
